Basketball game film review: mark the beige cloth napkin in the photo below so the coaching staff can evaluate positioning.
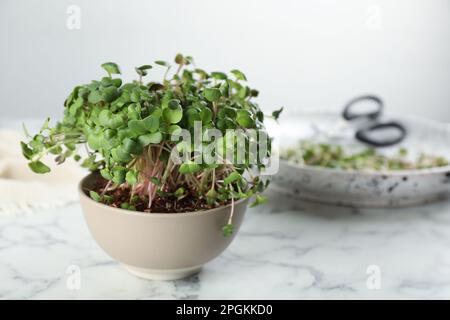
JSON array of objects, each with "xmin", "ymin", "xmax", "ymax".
[{"xmin": 0, "ymin": 130, "xmax": 86, "ymax": 215}]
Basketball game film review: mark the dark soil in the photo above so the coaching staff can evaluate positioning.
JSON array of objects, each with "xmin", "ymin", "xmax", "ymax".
[{"xmin": 90, "ymin": 176, "xmax": 227, "ymax": 213}]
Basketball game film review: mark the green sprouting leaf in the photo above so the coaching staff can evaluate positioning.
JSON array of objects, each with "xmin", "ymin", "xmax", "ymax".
[
  {"xmin": 126, "ymin": 170, "xmax": 138, "ymax": 185},
  {"xmin": 98, "ymin": 109, "xmax": 112, "ymax": 127},
  {"xmin": 111, "ymin": 146, "xmax": 132, "ymax": 162},
  {"xmin": 210, "ymin": 72, "xmax": 227, "ymax": 80},
  {"xmin": 155, "ymin": 60, "xmax": 170, "ymax": 67},
  {"xmin": 138, "ymin": 132, "xmax": 163, "ymax": 146},
  {"xmin": 87, "ymin": 132, "xmax": 103, "ymax": 150},
  {"xmin": 179, "ymin": 161, "xmax": 201, "ymax": 174},
  {"xmin": 128, "ymin": 119, "xmax": 147, "ymax": 135},
  {"xmin": 69, "ymin": 97, "xmax": 83, "ymax": 117},
  {"xmin": 222, "ymin": 223, "xmax": 234, "ymax": 237},
  {"xmin": 223, "ymin": 172, "xmax": 242, "ymax": 185},
  {"xmin": 219, "ymin": 81, "xmax": 229, "ymax": 97},
  {"xmin": 112, "ymin": 167, "xmax": 126, "ymax": 184},
  {"xmin": 103, "ymin": 194, "xmax": 113, "ymax": 203},
  {"xmin": 236, "ymin": 110, "xmax": 254, "ymax": 128},
  {"xmin": 120, "ymin": 202, "xmax": 136, "ymax": 211},
  {"xmin": 194, "ymin": 68, "xmax": 209, "ymax": 79},
  {"xmin": 28, "ymin": 160, "xmax": 51, "ymax": 174},
  {"xmin": 199, "ymin": 107, "xmax": 213, "ymax": 123},
  {"xmin": 101, "ymin": 62, "xmax": 121, "ymax": 76},
  {"xmin": 230, "ymin": 69, "xmax": 247, "ymax": 81},
  {"xmin": 87, "ymin": 90, "xmax": 103, "ymax": 104},
  {"xmin": 250, "ymin": 194, "xmax": 267, "ymax": 207},
  {"xmin": 101, "ymin": 86, "xmax": 119, "ymax": 103},
  {"xmin": 100, "ymin": 168, "xmax": 113, "ymax": 180},
  {"xmin": 111, "ymin": 78, "xmax": 122, "ymax": 87},
  {"xmin": 142, "ymin": 115, "xmax": 160, "ymax": 133},
  {"xmin": 256, "ymin": 111, "xmax": 264, "ymax": 122},
  {"xmin": 203, "ymin": 88, "xmax": 221, "ymax": 102},
  {"xmin": 206, "ymin": 188, "xmax": 217, "ymax": 199},
  {"xmin": 20, "ymin": 142, "xmax": 33, "ymax": 160},
  {"xmin": 163, "ymin": 101, "xmax": 183, "ymax": 124},
  {"xmin": 150, "ymin": 176, "xmax": 161, "ymax": 185},
  {"xmin": 168, "ymin": 124, "xmax": 182, "ymax": 135},
  {"xmin": 89, "ymin": 190, "xmax": 101, "ymax": 202},
  {"xmin": 122, "ymin": 138, "xmax": 143, "ymax": 155},
  {"xmin": 272, "ymin": 107, "xmax": 283, "ymax": 120},
  {"xmin": 250, "ymin": 89, "xmax": 259, "ymax": 97},
  {"xmin": 135, "ymin": 64, "xmax": 152, "ymax": 77},
  {"xmin": 98, "ymin": 109, "xmax": 123, "ymax": 129},
  {"xmin": 175, "ymin": 53, "xmax": 184, "ymax": 64},
  {"xmin": 174, "ymin": 187, "xmax": 185, "ymax": 198}
]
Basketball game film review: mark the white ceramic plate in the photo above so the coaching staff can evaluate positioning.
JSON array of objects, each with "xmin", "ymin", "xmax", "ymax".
[{"xmin": 272, "ymin": 110, "xmax": 450, "ymax": 208}]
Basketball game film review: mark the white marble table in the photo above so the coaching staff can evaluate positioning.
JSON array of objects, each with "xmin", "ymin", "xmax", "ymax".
[{"xmin": 1, "ymin": 187, "xmax": 450, "ymax": 299}]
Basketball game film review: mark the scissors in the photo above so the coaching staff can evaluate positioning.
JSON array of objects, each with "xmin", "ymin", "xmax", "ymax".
[{"xmin": 313, "ymin": 95, "xmax": 407, "ymax": 147}]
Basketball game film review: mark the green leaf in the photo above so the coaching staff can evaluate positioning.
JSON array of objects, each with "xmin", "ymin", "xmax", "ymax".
[
  {"xmin": 101, "ymin": 62, "xmax": 121, "ymax": 75},
  {"xmin": 111, "ymin": 146, "xmax": 132, "ymax": 162},
  {"xmin": 128, "ymin": 119, "xmax": 147, "ymax": 135},
  {"xmin": 168, "ymin": 124, "xmax": 182, "ymax": 135},
  {"xmin": 142, "ymin": 115, "xmax": 160, "ymax": 133},
  {"xmin": 272, "ymin": 107, "xmax": 283, "ymax": 120},
  {"xmin": 20, "ymin": 142, "xmax": 33, "ymax": 160},
  {"xmin": 122, "ymin": 138, "xmax": 143, "ymax": 155},
  {"xmin": 98, "ymin": 109, "xmax": 112, "ymax": 127},
  {"xmin": 163, "ymin": 101, "xmax": 183, "ymax": 124},
  {"xmin": 179, "ymin": 161, "xmax": 201, "ymax": 174},
  {"xmin": 199, "ymin": 108, "xmax": 213, "ymax": 123},
  {"xmin": 28, "ymin": 161, "xmax": 51, "ymax": 174},
  {"xmin": 87, "ymin": 90, "xmax": 102, "ymax": 104},
  {"xmin": 219, "ymin": 81, "xmax": 229, "ymax": 97},
  {"xmin": 236, "ymin": 110, "xmax": 254, "ymax": 128},
  {"xmin": 87, "ymin": 132, "xmax": 103, "ymax": 150},
  {"xmin": 112, "ymin": 167, "xmax": 126, "ymax": 184},
  {"xmin": 206, "ymin": 188, "xmax": 217, "ymax": 199},
  {"xmin": 203, "ymin": 88, "xmax": 221, "ymax": 102},
  {"xmin": 211, "ymin": 72, "xmax": 227, "ymax": 80},
  {"xmin": 138, "ymin": 132, "xmax": 163, "ymax": 146},
  {"xmin": 222, "ymin": 224, "xmax": 234, "ymax": 237},
  {"xmin": 120, "ymin": 202, "xmax": 136, "ymax": 211},
  {"xmin": 100, "ymin": 168, "xmax": 113, "ymax": 180},
  {"xmin": 175, "ymin": 53, "xmax": 184, "ymax": 64},
  {"xmin": 250, "ymin": 194, "xmax": 267, "ymax": 207},
  {"xmin": 126, "ymin": 170, "xmax": 138, "ymax": 185},
  {"xmin": 135, "ymin": 64, "xmax": 152, "ymax": 77},
  {"xmin": 174, "ymin": 187, "xmax": 185, "ymax": 198},
  {"xmin": 231, "ymin": 69, "xmax": 247, "ymax": 81},
  {"xmin": 89, "ymin": 190, "xmax": 101, "ymax": 202},
  {"xmin": 69, "ymin": 97, "xmax": 83, "ymax": 117},
  {"xmin": 223, "ymin": 172, "xmax": 242, "ymax": 185},
  {"xmin": 112, "ymin": 78, "xmax": 122, "ymax": 87},
  {"xmin": 150, "ymin": 177, "xmax": 161, "ymax": 185},
  {"xmin": 155, "ymin": 60, "xmax": 170, "ymax": 67},
  {"xmin": 101, "ymin": 86, "xmax": 119, "ymax": 103}
]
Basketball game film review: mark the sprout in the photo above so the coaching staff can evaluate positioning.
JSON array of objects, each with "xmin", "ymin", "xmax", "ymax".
[
  {"xmin": 281, "ymin": 140, "xmax": 449, "ymax": 171},
  {"xmin": 21, "ymin": 54, "xmax": 281, "ymax": 236}
]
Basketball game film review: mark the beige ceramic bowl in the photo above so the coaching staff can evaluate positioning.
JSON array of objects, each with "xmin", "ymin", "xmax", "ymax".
[{"xmin": 79, "ymin": 173, "xmax": 249, "ymax": 280}]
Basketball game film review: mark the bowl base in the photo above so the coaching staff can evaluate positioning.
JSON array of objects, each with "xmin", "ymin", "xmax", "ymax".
[{"xmin": 123, "ymin": 264, "xmax": 202, "ymax": 280}]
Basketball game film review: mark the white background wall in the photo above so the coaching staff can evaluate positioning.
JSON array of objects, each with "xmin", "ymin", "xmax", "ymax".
[{"xmin": 1, "ymin": 0, "xmax": 449, "ymax": 121}]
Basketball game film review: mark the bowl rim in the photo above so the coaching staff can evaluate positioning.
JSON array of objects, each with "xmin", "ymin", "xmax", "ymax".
[
  {"xmin": 78, "ymin": 173, "xmax": 249, "ymax": 218},
  {"xmin": 279, "ymin": 159, "xmax": 450, "ymax": 177}
]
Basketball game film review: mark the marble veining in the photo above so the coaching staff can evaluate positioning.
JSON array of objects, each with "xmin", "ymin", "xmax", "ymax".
[{"xmin": 1, "ymin": 188, "xmax": 450, "ymax": 299}]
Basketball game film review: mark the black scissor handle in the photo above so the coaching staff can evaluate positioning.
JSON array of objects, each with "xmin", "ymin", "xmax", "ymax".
[
  {"xmin": 355, "ymin": 121, "xmax": 407, "ymax": 147},
  {"xmin": 342, "ymin": 95, "xmax": 383, "ymax": 121}
]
